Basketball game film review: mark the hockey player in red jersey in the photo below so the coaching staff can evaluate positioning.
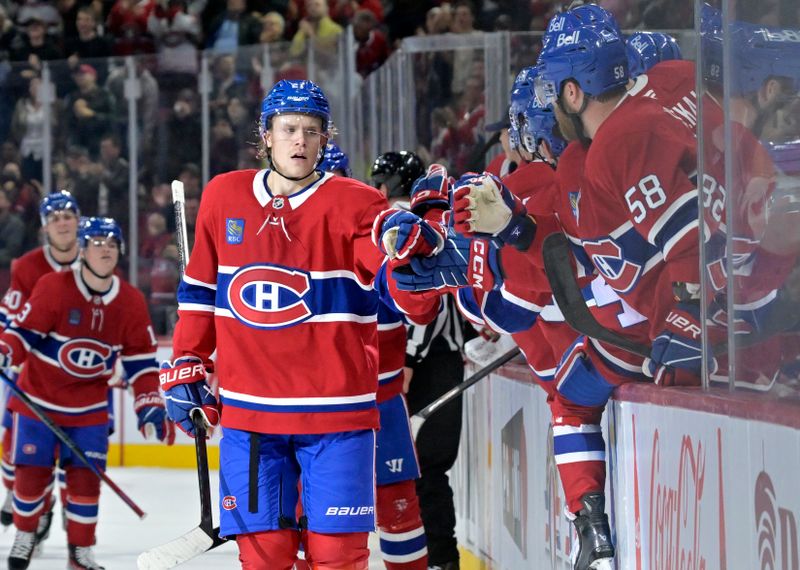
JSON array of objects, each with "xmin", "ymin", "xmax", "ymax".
[
  {"xmin": 446, "ymin": 10, "xmax": 702, "ymax": 568},
  {"xmin": 0, "ymin": 191, "xmax": 83, "ymax": 542},
  {"xmin": 0, "ymin": 217, "xmax": 173, "ymax": 570},
  {"xmin": 160, "ymin": 80, "xmax": 439, "ymax": 569},
  {"xmin": 323, "ymin": 149, "xmax": 429, "ymax": 570}
]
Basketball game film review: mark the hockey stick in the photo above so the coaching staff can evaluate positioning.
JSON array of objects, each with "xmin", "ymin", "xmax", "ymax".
[
  {"xmin": 137, "ymin": 181, "xmax": 225, "ymax": 570},
  {"xmin": 0, "ymin": 370, "xmax": 146, "ymax": 518},
  {"xmin": 542, "ymin": 233, "xmax": 650, "ymax": 357},
  {"xmin": 410, "ymin": 346, "xmax": 521, "ymax": 438},
  {"xmin": 542, "ymin": 232, "xmax": 799, "ymax": 357}
]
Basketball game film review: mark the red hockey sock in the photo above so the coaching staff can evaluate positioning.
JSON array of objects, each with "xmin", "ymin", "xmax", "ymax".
[
  {"xmin": 376, "ymin": 480, "xmax": 428, "ymax": 570},
  {"xmin": 236, "ymin": 529, "xmax": 300, "ymax": 570},
  {"xmin": 12, "ymin": 465, "xmax": 52, "ymax": 532},
  {"xmin": 65, "ymin": 467, "xmax": 100, "ymax": 547}
]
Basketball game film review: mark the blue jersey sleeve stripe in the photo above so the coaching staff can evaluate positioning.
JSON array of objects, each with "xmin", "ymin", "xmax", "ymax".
[
  {"xmin": 481, "ymin": 290, "xmax": 538, "ymax": 334},
  {"xmin": 177, "ymin": 280, "xmax": 216, "ymax": 307}
]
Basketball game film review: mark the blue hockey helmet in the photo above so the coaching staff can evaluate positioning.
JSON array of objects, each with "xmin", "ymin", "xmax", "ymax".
[
  {"xmin": 535, "ymin": 22, "xmax": 628, "ymax": 106},
  {"xmin": 626, "ymin": 32, "xmax": 682, "ymax": 78},
  {"xmin": 542, "ymin": 3, "xmax": 621, "ymax": 50},
  {"xmin": 319, "ymin": 141, "xmax": 352, "ymax": 177},
  {"xmin": 39, "ymin": 190, "xmax": 80, "ymax": 226},
  {"xmin": 260, "ymin": 79, "xmax": 331, "ymax": 134},
  {"xmin": 508, "ymin": 67, "xmax": 537, "ymax": 152},
  {"xmin": 79, "ymin": 217, "xmax": 125, "ymax": 254},
  {"xmin": 702, "ymin": 5, "xmax": 800, "ymax": 96},
  {"xmin": 521, "ymin": 98, "xmax": 567, "ymax": 159}
]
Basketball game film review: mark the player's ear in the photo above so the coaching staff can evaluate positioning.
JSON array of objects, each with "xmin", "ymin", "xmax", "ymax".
[{"xmin": 758, "ymin": 77, "xmax": 783, "ymax": 108}]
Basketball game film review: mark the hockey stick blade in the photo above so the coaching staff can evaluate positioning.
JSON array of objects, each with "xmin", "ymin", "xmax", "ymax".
[
  {"xmin": 136, "ymin": 525, "xmax": 226, "ymax": 569},
  {"xmin": 543, "ymin": 233, "xmax": 650, "ymax": 357},
  {"xmin": 411, "ymin": 346, "xmax": 520, "ymax": 438}
]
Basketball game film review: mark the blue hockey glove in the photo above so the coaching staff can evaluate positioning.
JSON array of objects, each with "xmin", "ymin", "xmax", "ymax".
[
  {"xmin": 410, "ymin": 163, "xmax": 451, "ymax": 218},
  {"xmin": 392, "ymin": 229, "xmax": 470, "ymax": 292},
  {"xmin": 372, "ymin": 208, "xmax": 445, "ymax": 264},
  {"xmin": 452, "ymin": 172, "xmax": 535, "ymax": 249},
  {"xmin": 159, "ymin": 356, "xmax": 219, "ymax": 438},
  {"xmin": 133, "ymin": 388, "xmax": 175, "ymax": 445},
  {"xmin": 644, "ymin": 302, "xmax": 705, "ymax": 387}
]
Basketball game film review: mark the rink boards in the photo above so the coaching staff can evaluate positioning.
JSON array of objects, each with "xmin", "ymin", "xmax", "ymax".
[
  {"xmin": 453, "ymin": 362, "xmax": 800, "ymax": 570},
  {"xmin": 108, "ymin": 344, "xmax": 800, "ymax": 568}
]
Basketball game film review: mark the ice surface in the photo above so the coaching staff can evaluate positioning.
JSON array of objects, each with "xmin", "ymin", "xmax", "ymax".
[{"xmin": 0, "ymin": 468, "xmax": 387, "ymax": 569}]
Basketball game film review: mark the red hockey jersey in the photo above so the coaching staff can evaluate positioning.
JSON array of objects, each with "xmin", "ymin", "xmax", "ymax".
[
  {"xmin": 0, "ymin": 246, "xmax": 80, "ymax": 328},
  {"xmin": 3, "ymin": 270, "xmax": 159, "ymax": 426},
  {"xmin": 578, "ymin": 93, "xmax": 699, "ymax": 338},
  {"xmin": 172, "ymin": 169, "xmax": 438, "ymax": 435}
]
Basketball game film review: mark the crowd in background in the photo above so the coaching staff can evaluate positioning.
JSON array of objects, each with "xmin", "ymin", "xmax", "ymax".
[{"xmin": 0, "ymin": 0, "xmax": 784, "ymax": 333}]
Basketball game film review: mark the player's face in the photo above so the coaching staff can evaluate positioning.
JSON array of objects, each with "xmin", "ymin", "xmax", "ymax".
[
  {"xmin": 265, "ymin": 114, "xmax": 326, "ymax": 178},
  {"xmin": 83, "ymin": 237, "xmax": 119, "ymax": 276},
  {"xmin": 45, "ymin": 210, "xmax": 79, "ymax": 252},
  {"xmin": 553, "ymin": 101, "xmax": 579, "ymax": 142}
]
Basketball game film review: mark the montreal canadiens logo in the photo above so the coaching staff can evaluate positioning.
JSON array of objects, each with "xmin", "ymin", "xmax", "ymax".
[
  {"xmin": 227, "ymin": 264, "xmax": 312, "ymax": 329},
  {"xmin": 222, "ymin": 496, "xmax": 237, "ymax": 510},
  {"xmin": 57, "ymin": 338, "xmax": 114, "ymax": 378},
  {"xmin": 582, "ymin": 238, "xmax": 642, "ymax": 294}
]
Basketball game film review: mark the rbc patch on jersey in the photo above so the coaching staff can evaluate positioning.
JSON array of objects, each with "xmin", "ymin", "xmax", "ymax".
[
  {"xmin": 68, "ymin": 309, "xmax": 81, "ymax": 325},
  {"xmin": 226, "ymin": 218, "xmax": 245, "ymax": 244},
  {"xmin": 569, "ymin": 191, "xmax": 581, "ymax": 221}
]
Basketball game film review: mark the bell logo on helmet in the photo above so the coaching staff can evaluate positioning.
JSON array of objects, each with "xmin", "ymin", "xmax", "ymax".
[
  {"xmin": 556, "ymin": 31, "xmax": 580, "ymax": 48},
  {"xmin": 227, "ymin": 264, "xmax": 312, "ymax": 329}
]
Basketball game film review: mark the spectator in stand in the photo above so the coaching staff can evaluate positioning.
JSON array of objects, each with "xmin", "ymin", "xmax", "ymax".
[
  {"xmin": 147, "ymin": 242, "xmax": 180, "ymax": 335},
  {"xmin": 385, "ymin": 0, "xmax": 427, "ymax": 45},
  {"xmin": 97, "ymin": 133, "xmax": 130, "ymax": 237},
  {"xmin": 59, "ymin": 145, "xmax": 100, "ymax": 212},
  {"xmin": 226, "ymin": 96, "xmax": 252, "ymax": 141},
  {"xmin": 289, "ymin": 0, "xmax": 343, "ymax": 57},
  {"xmin": 330, "ymin": 0, "xmax": 383, "ymax": 25},
  {"xmin": 164, "ymin": 88, "xmax": 201, "ymax": 181},
  {"xmin": 63, "ymin": 63, "xmax": 115, "ymax": 158},
  {"xmin": 0, "ymin": 187, "xmax": 25, "ymax": 291},
  {"xmin": 210, "ymin": 117, "xmax": 238, "ymax": 177},
  {"xmin": 8, "ymin": 16, "xmax": 62, "ymax": 82},
  {"xmin": 140, "ymin": 211, "xmax": 171, "ymax": 264},
  {"xmin": 147, "ymin": 0, "xmax": 200, "ymax": 102},
  {"xmin": 210, "ymin": 54, "xmax": 247, "ymax": 119},
  {"xmin": 64, "ymin": 6, "xmax": 113, "ymax": 82},
  {"xmin": 259, "ymin": 10, "xmax": 286, "ymax": 43},
  {"xmin": 15, "ymin": 2, "xmax": 61, "ymax": 30},
  {"xmin": 106, "ymin": 0, "xmax": 155, "ymax": 56},
  {"xmin": 206, "ymin": 0, "xmax": 262, "ymax": 52},
  {"xmin": 0, "ymin": 143, "xmax": 21, "ymax": 175},
  {"xmin": 449, "ymin": 1, "xmax": 480, "ymax": 97},
  {"xmin": 0, "ymin": 6, "xmax": 16, "ymax": 54},
  {"xmin": 10, "ymin": 75, "xmax": 50, "ymax": 183},
  {"xmin": 1, "ymin": 161, "xmax": 41, "ymax": 251},
  {"xmin": 353, "ymin": 9, "xmax": 389, "ymax": 77}
]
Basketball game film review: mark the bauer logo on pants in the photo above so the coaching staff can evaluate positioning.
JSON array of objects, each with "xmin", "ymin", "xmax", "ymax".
[{"xmin": 226, "ymin": 218, "xmax": 245, "ymax": 244}]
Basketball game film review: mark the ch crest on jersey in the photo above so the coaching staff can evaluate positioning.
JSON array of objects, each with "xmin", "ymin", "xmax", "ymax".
[
  {"xmin": 227, "ymin": 264, "xmax": 312, "ymax": 329},
  {"xmin": 226, "ymin": 218, "xmax": 245, "ymax": 244},
  {"xmin": 582, "ymin": 238, "xmax": 642, "ymax": 294},
  {"xmin": 57, "ymin": 338, "xmax": 114, "ymax": 378}
]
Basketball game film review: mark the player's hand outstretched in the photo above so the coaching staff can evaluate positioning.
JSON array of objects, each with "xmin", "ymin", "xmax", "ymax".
[
  {"xmin": 372, "ymin": 208, "xmax": 445, "ymax": 265},
  {"xmin": 159, "ymin": 356, "xmax": 220, "ymax": 438}
]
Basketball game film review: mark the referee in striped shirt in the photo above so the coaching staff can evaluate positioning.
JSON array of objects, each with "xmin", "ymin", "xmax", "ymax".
[{"xmin": 405, "ymin": 295, "xmax": 469, "ymax": 570}]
